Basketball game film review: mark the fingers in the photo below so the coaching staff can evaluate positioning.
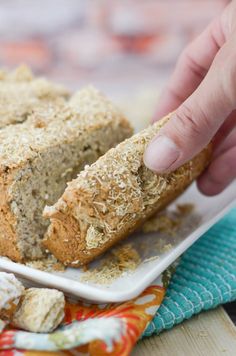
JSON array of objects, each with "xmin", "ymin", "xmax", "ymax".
[
  {"xmin": 153, "ymin": 0, "xmax": 236, "ymax": 121},
  {"xmin": 144, "ymin": 34, "xmax": 236, "ymax": 173},
  {"xmin": 153, "ymin": 16, "xmax": 225, "ymax": 121},
  {"xmin": 197, "ymin": 130, "xmax": 236, "ymax": 195}
]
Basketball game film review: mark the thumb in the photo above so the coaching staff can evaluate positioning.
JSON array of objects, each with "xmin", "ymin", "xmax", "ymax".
[{"xmin": 144, "ymin": 38, "xmax": 236, "ymax": 173}]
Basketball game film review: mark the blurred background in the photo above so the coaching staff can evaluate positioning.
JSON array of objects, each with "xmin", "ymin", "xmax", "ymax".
[{"xmin": 0, "ymin": 0, "xmax": 229, "ymax": 129}]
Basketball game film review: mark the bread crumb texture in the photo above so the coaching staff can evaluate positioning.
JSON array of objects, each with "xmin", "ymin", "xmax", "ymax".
[{"xmin": 44, "ymin": 113, "xmax": 211, "ymax": 266}]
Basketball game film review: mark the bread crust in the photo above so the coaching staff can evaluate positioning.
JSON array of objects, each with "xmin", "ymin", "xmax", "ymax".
[
  {"xmin": 0, "ymin": 65, "xmax": 69, "ymax": 261},
  {"xmin": 0, "ymin": 171, "xmax": 22, "ymax": 261},
  {"xmin": 43, "ymin": 114, "xmax": 212, "ymax": 266}
]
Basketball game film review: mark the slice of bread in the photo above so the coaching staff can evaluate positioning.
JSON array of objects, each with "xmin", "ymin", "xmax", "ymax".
[
  {"xmin": 0, "ymin": 86, "xmax": 132, "ymax": 262},
  {"xmin": 12, "ymin": 288, "xmax": 65, "ymax": 333},
  {"xmin": 0, "ymin": 65, "xmax": 69, "ymax": 128},
  {"xmin": 43, "ymin": 114, "xmax": 212, "ymax": 267}
]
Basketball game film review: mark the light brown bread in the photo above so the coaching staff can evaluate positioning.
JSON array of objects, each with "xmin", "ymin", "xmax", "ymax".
[
  {"xmin": 0, "ymin": 86, "xmax": 132, "ymax": 262},
  {"xmin": 0, "ymin": 65, "xmax": 69, "ymax": 128},
  {"xmin": 43, "ymin": 114, "xmax": 212, "ymax": 267},
  {"xmin": 12, "ymin": 288, "xmax": 65, "ymax": 333},
  {"xmin": 0, "ymin": 272, "xmax": 65, "ymax": 333}
]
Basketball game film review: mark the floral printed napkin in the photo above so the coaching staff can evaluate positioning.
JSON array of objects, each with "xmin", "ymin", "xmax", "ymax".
[{"xmin": 0, "ymin": 271, "xmax": 172, "ymax": 356}]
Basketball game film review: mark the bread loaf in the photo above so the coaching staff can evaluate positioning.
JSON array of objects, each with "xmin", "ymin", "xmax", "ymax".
[
  {"xmin": 43, "ymin": 114, "xmax": 212, "ymax": 266},
  {"xmin": 0, "ymin": 86, "xmax": 132, "ymax": 262}
]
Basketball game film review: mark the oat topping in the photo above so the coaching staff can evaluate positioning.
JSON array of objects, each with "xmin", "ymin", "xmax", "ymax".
[{"xmin": 0, "ymin": 65, "xmax": 69, "ymax": 129}]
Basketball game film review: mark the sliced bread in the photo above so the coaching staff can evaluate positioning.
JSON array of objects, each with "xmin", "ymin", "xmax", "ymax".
[{"xmin": 0, "ymin": 87, "xmax": 132, "ymax": 262}]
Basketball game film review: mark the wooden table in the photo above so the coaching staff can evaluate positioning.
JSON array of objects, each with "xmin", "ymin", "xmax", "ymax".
[{"xmin": 133, "ymin": 306, "xmax": 236, "ymax": 356}]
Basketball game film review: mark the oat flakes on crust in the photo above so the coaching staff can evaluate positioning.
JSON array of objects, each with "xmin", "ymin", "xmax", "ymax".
[{"xmin": 0, "ymin": 65, "xmax": 69, "ymax": 129}]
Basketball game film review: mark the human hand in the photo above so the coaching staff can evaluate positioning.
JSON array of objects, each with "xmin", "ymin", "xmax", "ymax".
[{"xmin": 144, "ymin": 0, "xmax": 236, "ymax": 196}]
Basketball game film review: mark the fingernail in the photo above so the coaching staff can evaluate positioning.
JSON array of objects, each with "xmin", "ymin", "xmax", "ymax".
[{"xmin": 144, "ymin": 136, "xmax": 180, "ymax": 172}]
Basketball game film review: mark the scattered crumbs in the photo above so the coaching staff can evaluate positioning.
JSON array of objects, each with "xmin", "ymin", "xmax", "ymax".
[
  {"xmin": 143, "ymin": 255, "xmax": 160, "ymax": 263},
  {"xmin": 177, "ymin": 203, "xmax": 195, "ymax": 216},
  {"xmin": 26, "ymin": 255, "xmax": 65, "ymax": 272},
  {"xmin": 142, "ymin": 202, "xmax": 195, "ymax": 235},
  {"xmin": 136, "ymin": 239, "xmax": 172, "ymax": 263},
  {"xmin": 153, "ymin": 238, "xmax": 173, "ymax": 253},
  {"xmin": 161, "ymin": 243, "xmax": 172, "ymax": 253},
  {"xmin": 80, "ymin": 243, "xmax": 141, "ymax": 285},
  {"xmin": 112, "ymin": 244, "xmax": 141, "ymax": 270},
  {"xmin": 142, "ymin": 214, "xmax": 181, "ymax": 235},
  {"xmin": 70, "ymin": 203, "xmax": 196, "ymax": 283},
  {"xmin": 82, "ymin": 265, "xmax": 89, "ymax": 272}
]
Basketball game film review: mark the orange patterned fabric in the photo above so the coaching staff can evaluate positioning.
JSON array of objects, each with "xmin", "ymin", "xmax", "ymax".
[{"xmin": 0, "ymin": 285, "xmax": 166, "ymax": 356}]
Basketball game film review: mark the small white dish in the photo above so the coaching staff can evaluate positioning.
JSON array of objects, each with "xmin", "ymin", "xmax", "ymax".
[{"xmin": 0, "ymin": 181, "xmax": 235, "ymax": 303}]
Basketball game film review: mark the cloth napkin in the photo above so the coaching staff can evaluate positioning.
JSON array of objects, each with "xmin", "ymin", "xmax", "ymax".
[{"xmin": 0, "ymin": 208, "xmax": 235, "ymax": 356}]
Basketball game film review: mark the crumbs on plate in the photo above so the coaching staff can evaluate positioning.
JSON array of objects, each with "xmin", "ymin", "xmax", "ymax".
[
  {"xmin": 142, "ymin": 203, "xmax": 195, "ymax": 235},
  {"xmin": 80, "ymin": 203, "xmax": 196, "ymax": 284},
  {"xmin": 80, "ymin": 243, "xmax": 141, "ymax": 285},
  {"xmin": 26, "ymin": 255, "xmax": 65, "ymax": 272}
]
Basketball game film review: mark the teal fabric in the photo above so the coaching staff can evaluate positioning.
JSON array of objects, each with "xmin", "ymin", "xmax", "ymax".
[{"xmin": 143, "ymin": 207, "xmax": 236, "ymax": 337}]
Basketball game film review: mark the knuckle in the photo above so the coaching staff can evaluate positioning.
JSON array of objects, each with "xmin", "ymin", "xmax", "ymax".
[
  {"xmin": 166, "ymin": 84, "xmax": 185, "ymax": 104},
  {"xmin": 174, "ymin": 104, "xmax": 205, "ymax": 139},
  {"xmin": 178, "ymin": 46, "xmax": 207, "ymax": 80},
  {"xmin": 176, "ymin": 47, "xmax": 193, "ymax": 74},
  {"xmin": 169, "ymin": 103, "xmax": 213, "ymax": 150},
  {"xmin": 184, "ymin": 52, "xmax": 206, "ymax": 79}
]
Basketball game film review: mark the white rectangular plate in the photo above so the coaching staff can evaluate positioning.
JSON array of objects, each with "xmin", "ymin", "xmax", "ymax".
[{"xmin": 0, "ymin": 181, "xmax": 235, "ymax": 303}]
